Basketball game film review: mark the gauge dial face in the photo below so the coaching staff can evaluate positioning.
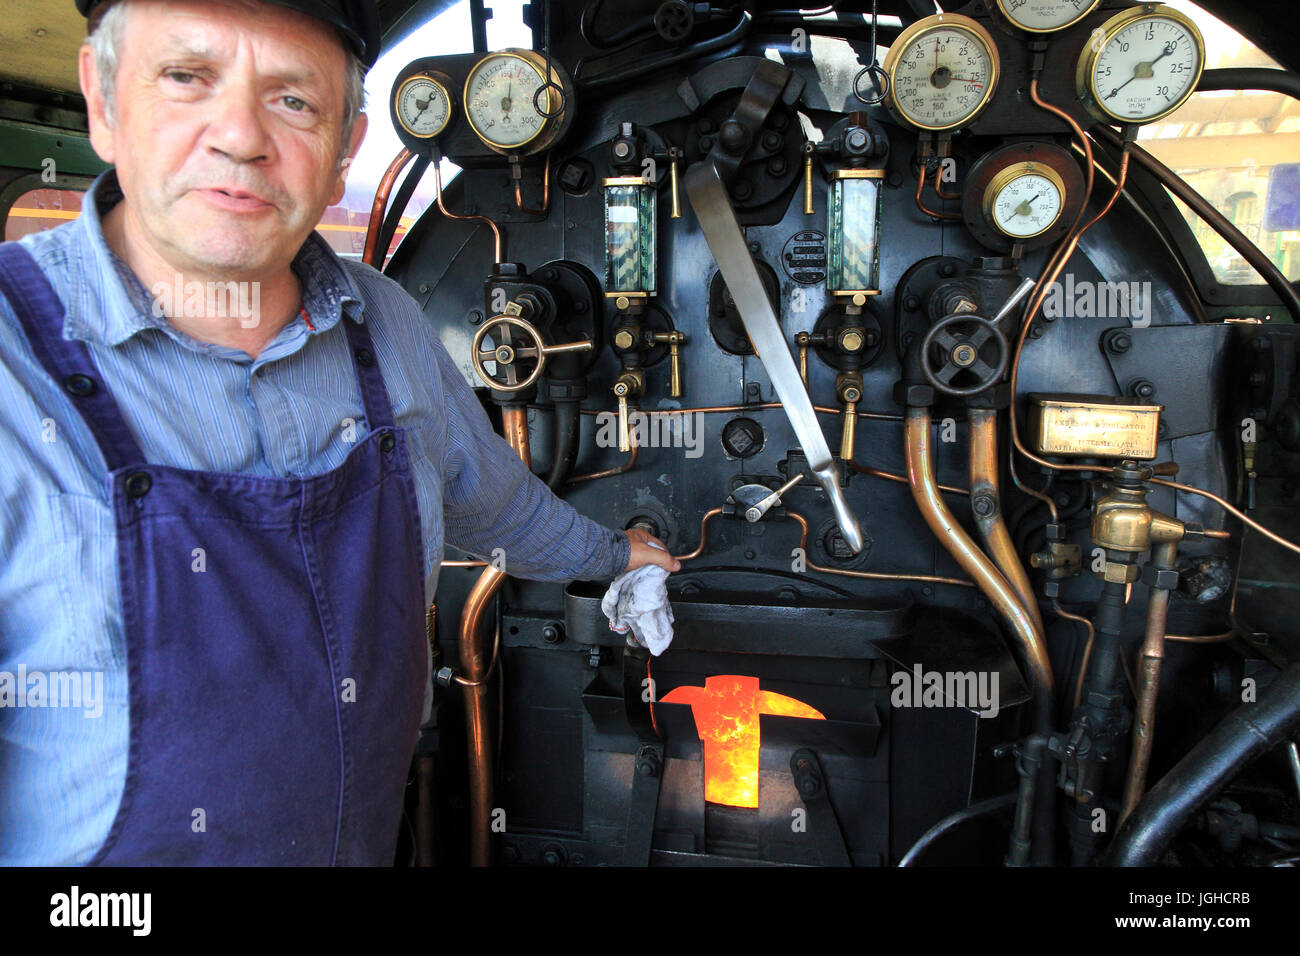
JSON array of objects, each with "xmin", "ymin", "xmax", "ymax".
[
  {"xmin": 1081, "ymin": 7, "xmax": 1204, "ymax": 123},
  {"xmin": 987, "ymin": 166, "xmax": 1065, "ymax": 238},
  {"xmin": 886, "ymin": 15, "xmax": 1000, "ymax": 132},
  {"xmin": 464, "ymin": 51, "xmax": 553, "ymax": 150},
  {"xmin": 995, "ymin": 0, "xmax": 1100, "ymax": 33},
  {"xmin": 395, "ymin": 74, "xmax": 452, "ymax": 139}
]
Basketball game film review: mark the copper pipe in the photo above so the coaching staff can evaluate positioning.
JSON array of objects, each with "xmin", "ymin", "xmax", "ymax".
[
  {"xmin": 363, "ymin": 147, "xmax": 415, "ymax": 268},
  {"xmin": 576, "ymin": 402, "xmax": 904, "ymax": 422},
  {"xmin": 1005, "ymin": 140, "xmax": 1134, "ymax": 531},
  {"xmin": 442, "ymin": 559, "xmax": 489, "ymax": 567},
  {"xmin": 673, "ymin": 507, "xmax": 724, "ymax": 562},
  {"xmin": 849, "ymin": 460, "xmax": 967, "ymax": 496},
  {"xmin": 1121, "ymin": 540, "xmax": 1179, "ymax": 824},
  {"xmin": 1054, "ymin": 598, "xmax": 1096, "ymax": 710},
  {"xmin": 1005, "ymin": 77, "xmax": 1102, "ymax": 520},
  {"xmin": 1092, "ymin": 125, "xmax": 1300, "ymax": 321},
  {"xmin": 513, "ymin": 158, "xmax": 551, "ymax": 216},
  {"xmin": 569, "ymin": 432, "xmax": 639, "ymax": 483},
  {"xmin": 501, "ymin": 406, "xmax": 532, "ymax": 471},
  {"xmin": 434, "ymin": 158, "xmax": 504, "ymax": 263},
  {"xmin": 458, "ymin": 565, "xmax": 503, "ymax": 867},
  {"xmin": 905, "ymin": 407, "xmax": 1053, "ymax": 693},
  {"xmin": 457, "ymin": 408, "xmax": 532, "ymax": 866},
  {"xmin": 672, "ymin": 506, "xmax": 972, "ymax": 587},
  {"xmin": 1165, "ymin": 631, "xmax": 1235, "ymax": 643},
  {"xmin": 914, "ymin": 163, "xmax": 961, "ymax": 221},
  {"xmin": 790, "ymin": 511, "xmax": 973, "ymax": 587},
  {"xmin": 969, "ymin": 408, "xmax": 1044, "ymax": 636},
  {"xmin": 1150, "ymin": 476, "xmax": 1300, "ymax": 557}
]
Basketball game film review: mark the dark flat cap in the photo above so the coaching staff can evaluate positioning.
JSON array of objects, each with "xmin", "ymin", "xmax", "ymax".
[{"xmin": 75, "ymin": 0, "xmax": 383, "ymax": 68}]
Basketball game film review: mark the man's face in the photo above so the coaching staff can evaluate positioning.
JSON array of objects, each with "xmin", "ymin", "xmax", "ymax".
[{"xmin": 80, "ymin": 0, "xmax": 367, "ymax": 280}]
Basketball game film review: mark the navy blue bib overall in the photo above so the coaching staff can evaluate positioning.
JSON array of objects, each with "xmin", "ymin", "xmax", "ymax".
[{"xmin": 0, "ymin": 243, "xmax": 427, "ymax": 865}]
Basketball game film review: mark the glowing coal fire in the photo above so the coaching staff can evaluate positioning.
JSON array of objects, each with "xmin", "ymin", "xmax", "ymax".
[{"xmin": 661, "ymin": 675, "xmax": 824, "ymax": 808}]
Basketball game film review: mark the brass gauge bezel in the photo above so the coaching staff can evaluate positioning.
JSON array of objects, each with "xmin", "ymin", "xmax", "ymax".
[
  {"xmin": 1075, "ymin": 3, "xmax": 1205, "ymax": 126},
  {"xmin": 463, "ymin": 49, "xmax": 567, "ymax": 154},
  {"xmin": 983, "ymin": 161, "xmax": 1067, "ymax": 239},
  {"xmin": 883, "ymin": 13, "xmax": 1002, "ymax": 133},
  {"xmin": 393, "ymin": 71, "xmax": 455, "ymax": 140},
  {"xmin": 962, "ymin": 141, "xmax": 1086, "ymax": 254},
  {"xmin": 993, "ymin": 0, "xmax": 1101, "ymax": 34}
]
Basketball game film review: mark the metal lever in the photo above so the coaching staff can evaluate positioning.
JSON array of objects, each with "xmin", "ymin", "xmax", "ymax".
[
  {"xmin": 840, "ymin": 390, "xmax": 860, "ymax": 462},
  {"xmin": 685, "ymin": 160, "xmax": 865, "ymax": 554},
  {"xmin": 668, "ymin": 147, "xmax": 682, "ymax": 220},
  {"xmin": 745, "ymin": 473, "xmax": 804, "ymax": 523},
  {"xmin": 651, "ymin": 331, "xmax": 685, "ymax": 397},
  {"xmin": 614, "ymin": 372, "xmax": 641, "ymax": 452},
  {"xmin": 992, "ymin": 277, "xmax": 1037, "ymax": 325}
]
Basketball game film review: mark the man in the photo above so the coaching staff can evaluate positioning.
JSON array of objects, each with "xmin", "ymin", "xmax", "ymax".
[{"xmin": 0, "ymin": 0, "xmax": 678, "ymax": 865}]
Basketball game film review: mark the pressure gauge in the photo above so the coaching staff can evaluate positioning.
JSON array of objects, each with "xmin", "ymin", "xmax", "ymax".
[
  {"xmin": 1076, "ymin": 4, "xmax": 1205, "ymax": 125},
  {"xmin": 985, "ymin": 164, "xmax": 1065, "ymax": 238},
  {"xmin": 884, "ymin": 14, "xmax": 1001, "ymax": 132},
  {"xmin": 393, "ymin": 72, "xmax": 454, "ymax": 140},
  {"xmin": 963, "ymin": 142, "xmax": 1086, "ymax": 253},
  {"xmin": 994, "ymin": 0, "xmax": 1101, "ymax": 34},
  {"xmin": 464, "ymin": 49, "xmax": 569, "ymax": 153}
]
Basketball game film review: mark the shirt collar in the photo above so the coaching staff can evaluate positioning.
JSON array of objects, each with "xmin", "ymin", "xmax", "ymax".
[{"xmin": 64, "ymin": 169, "xmax": 364, "ymax": 350}]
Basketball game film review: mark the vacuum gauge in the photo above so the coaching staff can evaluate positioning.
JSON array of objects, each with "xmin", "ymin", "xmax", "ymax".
[{"xmin": 1075, "ymin": 3, "xmax": 1205, "ymax": 125}]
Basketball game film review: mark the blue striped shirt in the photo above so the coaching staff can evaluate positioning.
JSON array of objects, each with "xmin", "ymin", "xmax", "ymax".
[{"xmin": 0, "ymin": 171, "xmax": 629, "ymax": 865}]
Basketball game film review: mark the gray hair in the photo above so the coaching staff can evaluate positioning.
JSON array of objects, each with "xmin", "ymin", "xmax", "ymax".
[{"xmin": 87, "ymin": 0, "xmax": 366, "ymax": 160}]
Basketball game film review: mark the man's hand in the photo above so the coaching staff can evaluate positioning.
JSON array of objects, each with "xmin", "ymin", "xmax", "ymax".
[{"xmin": 623, "ymin": 527, "xmax": 681, "ymax": 574}]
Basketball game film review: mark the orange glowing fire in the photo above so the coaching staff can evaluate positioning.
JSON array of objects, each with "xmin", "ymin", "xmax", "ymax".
[{"xmin": 661, "ymin": 675, "xmax": 824, "ymax": 809}]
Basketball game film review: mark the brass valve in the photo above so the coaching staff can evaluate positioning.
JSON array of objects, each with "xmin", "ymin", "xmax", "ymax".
[
  {"xmin": 650, "ymin": 330, "xmax": 686, "ymax": 397},
  {"xmin": 796, "ymin": 331, "xmax": 812, "ymax": 388},
  {"xmin": 836, "ymin": 374, "xmax": 863, "ymax": 462},
  {"xmin": 1091, "ymin": 460, "xmax": 1203, "ymax": 583},
  {"xmin": 838, "ymin": 327, "xmax": 866, "ymax": 353},
  {"xmin": 613, "ymin": 369, "xmax": 645, "ymax": 452},
  {"xmin": 470, "ymin": 310, "xmax": 593, "ymax": 393}
]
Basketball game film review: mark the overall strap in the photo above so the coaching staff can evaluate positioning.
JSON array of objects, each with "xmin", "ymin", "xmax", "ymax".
[
  {"xmin": 0, "ymin": 242, "xmax": 147, "ymax": 470},
  {"xmin": 340, "ymin": 314, "xmax": 397, "ymax": 431}
]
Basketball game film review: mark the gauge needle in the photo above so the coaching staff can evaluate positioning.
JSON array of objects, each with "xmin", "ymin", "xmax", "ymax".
[
  {"xmin": 1016, "ymin": 194, "xmax": 1041, "ymax": 217},
  {"xmin": 1106, "ymin": 41, "xmax": 1176, "ymax": 100},
  {"xmin": 950, "ymin": 76, "xmax": 985, "ymax": 88},
  {"xmin": 502, "ymin": 80, "xmax": 513, "ymax": 113}
]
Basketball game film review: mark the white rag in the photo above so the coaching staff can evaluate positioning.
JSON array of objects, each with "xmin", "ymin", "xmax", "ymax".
[{"xmin": 601, "ymin": 543, "xmax": 676, "ymax": 656}]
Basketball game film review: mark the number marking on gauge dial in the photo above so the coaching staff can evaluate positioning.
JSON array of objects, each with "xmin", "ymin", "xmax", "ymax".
[
  {"xmin": 464, "ymin": 50, "xmax": 557, "ymax": 150},
  {"xmin": 1077, "ymin": 5, "xmax": 1205, "ymax": 124},
  {"xmin": 995, "ymin": 0, "xmax": 1101, "ymax": 33},
  {"xmin": 394, "ymin": 73, "xmax": 454, "ymax": 139},
  {"xmin": 986, "ymin": 164, "xmax": 1066, "ymax": 238},
  {"xmin": 885, "ymin": 14, "xmax": 1001, "ymax": 132}
]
